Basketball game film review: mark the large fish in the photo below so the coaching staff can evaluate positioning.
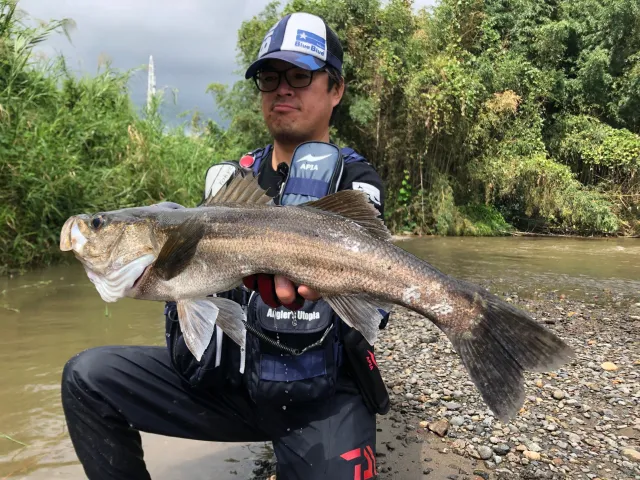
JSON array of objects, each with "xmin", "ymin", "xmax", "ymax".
[{"xmin": 59, "ymin": 173, "xmax": 574, "ymax": 421}]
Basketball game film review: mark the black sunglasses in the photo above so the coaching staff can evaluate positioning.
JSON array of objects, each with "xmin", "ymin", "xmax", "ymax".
[{"xmin": 253, "ymin": 66, "xmax": 326, "ymax": 92}]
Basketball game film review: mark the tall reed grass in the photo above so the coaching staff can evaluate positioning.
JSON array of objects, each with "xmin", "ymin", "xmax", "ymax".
[{"xmin": 1, "ymin": 0, "xmax": 222, "ymax": 274}]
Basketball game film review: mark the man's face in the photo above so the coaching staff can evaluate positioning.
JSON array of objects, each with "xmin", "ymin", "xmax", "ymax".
[{"xmin": 258, "ymin": 59, "xmax": 344, "ymax": 145}]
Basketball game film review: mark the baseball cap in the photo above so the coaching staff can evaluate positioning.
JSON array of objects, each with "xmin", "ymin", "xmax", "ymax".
[{"xmin": 244, "ymin": 12, "xmax": 343, "ymax": 79}]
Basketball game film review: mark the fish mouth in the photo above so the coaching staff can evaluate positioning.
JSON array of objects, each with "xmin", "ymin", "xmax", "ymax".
[{"xmin": 60, "ymin": 216, "xmax": 89, "ymax": 254}]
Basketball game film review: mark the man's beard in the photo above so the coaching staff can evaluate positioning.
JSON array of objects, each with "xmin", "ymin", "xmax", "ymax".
[{"xmin": 267, "ymin": 120, "xmax": 312, "ymax": 146}]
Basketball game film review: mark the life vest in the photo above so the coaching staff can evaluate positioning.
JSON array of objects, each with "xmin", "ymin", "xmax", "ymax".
[
  {"xmin": 182, "ymin": 142, "xmax": 387, "ymax": 406},
  {"xmin": 239, "ymin": 142, "xmax": 369, "ymax": 405}
]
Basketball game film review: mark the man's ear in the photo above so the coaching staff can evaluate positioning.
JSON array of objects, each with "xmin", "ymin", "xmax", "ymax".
[{"xmin": 331, "ymin": 78, "xmax": 345, "ymax": 109}]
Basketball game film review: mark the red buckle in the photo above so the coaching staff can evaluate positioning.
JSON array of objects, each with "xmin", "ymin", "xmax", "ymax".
[{"xmin": 239, "ymin": 154, "xmax": 255, "ymax": 169}]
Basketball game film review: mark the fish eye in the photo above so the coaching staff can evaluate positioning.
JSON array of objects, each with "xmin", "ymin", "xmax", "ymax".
[{"xmin": 91, "ymin": 215, "xmax": 104, "ymax": 229}]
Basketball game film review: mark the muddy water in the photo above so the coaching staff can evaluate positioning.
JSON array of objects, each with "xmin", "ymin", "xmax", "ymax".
[{"xmin": 1, "ymin": 237, "xmax": 638, "ymax": 478}]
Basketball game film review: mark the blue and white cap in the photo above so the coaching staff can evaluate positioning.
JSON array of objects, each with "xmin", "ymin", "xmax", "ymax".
[{"xmin": 244, "ymin": 12, "xmax": 343, "ymax": 79}]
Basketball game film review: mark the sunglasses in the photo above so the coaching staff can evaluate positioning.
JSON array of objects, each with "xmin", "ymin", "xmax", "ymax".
[{"xmin": 253, "ymin": 66, "xmax": 326, "ymax": 92}]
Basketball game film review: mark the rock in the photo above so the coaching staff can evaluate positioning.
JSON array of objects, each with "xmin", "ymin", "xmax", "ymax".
[
  {"xmin": 621, "ymin": 448, "xmax": 640, "ymax": 462},
  {"xmin": 478, "ymin": 446, "xmax": 493, "ymax": 460},
  {"xmin": 445, "ymin": 401, "xmax": 462, "ymax": 411},
  {"xmin": 428, "ymin": 419, "xmax": 449, "ymax": 437},
  {"xmin": 493, "ymin": 444, "xmax": 511, "ymax": 456},
  {"xmin": 451, "ymin": 416, "xmax": 465, "ymax": 427},
  {"xmin": 419, "ymin": 421, "xmax": 429, "ymax": 429},
  {"xmin": 553, "ymin": 390, "xmax": 565, "ymax": 400},
  {"xmin": 567, "ymin": 433, "xmax": 581, "ymax": 444},
  {"xmin": 452, "ymin": 439, "xmax": 466, "ymax": 451},
  {"xmin": 524, "ymin": 451, "xmax": 541, "ymax": 461},
  {"xmin": 526, "ymin": 442, "xmax": 542, "ymax": 453},
  {"xmin": 467, "ymin": 446, "xmax": 481, "ymax": 459},
  {"xmin": 601, "ymin": 362, "xmax": 618, "ymax": 371}
]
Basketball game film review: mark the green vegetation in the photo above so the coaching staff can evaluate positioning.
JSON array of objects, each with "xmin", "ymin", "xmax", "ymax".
[
  {"xmin": 0, "ymin": 1, "xmax": 225, "ymax": 273},
  {"xmin": 215, "ymin": 0, "xmax": 639, "ymax": 237},
  {"xmin": 1, "ymin": 0, "xmax": 639, "ymax": 274}
]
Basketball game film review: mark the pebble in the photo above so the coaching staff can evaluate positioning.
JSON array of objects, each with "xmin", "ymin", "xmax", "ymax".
[
  {"xmin": 493, "ymin": 444, "xmax": 510, "ymax": 455},
  {"xmin": 622, "ymin": 448, "xmax": 640, "ymax": 462},
  {"xmin": 526, "ymin": 442, "xmax": 541, "ymax": 453},
  {"xmin": 524, "ymin": 451, "xmax": 541, "ymax": 461},
  {"xmin": 567, "ymin": 433, "xmax": 581, "ymax": 444},
  {"xmin": 477, "ymin": 446, "xmax": 493, "ymax": 460},
  {"xmin": 427, "ymin": 419, "xmax": 449, "ymax": 437},
  {"xmin": 450, "ymin": 416, "xmax": 465, "ymax": 427},
  {"xmin": 553, "ymin": 390, "xmax": 565, "ymax": 400},
  {"xmin": 601, "ymin": 362, "xmax": 618, "ymax": 371}
]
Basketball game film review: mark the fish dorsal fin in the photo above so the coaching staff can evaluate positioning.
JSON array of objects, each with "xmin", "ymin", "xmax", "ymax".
[
  {"xmin": 154, "ymin": 215, "xmax": 205, "ymax": 281},
  {"xmin": 302, "ymin": 190, "xmax": 392, "ymax": 242},
  {"xmin": 202, "ymin": 172, "xmax": 273, "ymax": 207}
]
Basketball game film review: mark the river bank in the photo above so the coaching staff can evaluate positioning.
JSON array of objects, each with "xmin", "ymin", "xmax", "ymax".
[{"xmin": 377, "ymin": 285, "xmax": 639, "ymax": 479}]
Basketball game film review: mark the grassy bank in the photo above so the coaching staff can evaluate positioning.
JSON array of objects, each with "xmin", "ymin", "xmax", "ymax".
[{"xmin": 0, "ymin": 1, "xmax": 228, "ymax": 274}]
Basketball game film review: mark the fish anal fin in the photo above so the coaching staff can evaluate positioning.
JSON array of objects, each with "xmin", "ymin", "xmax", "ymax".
[
  {"xmin": 302, "ymin": 190, "xmax": 391, "ymax": 242},
  {"xmin": 177, "ymin": 298, "xmax": 247, "ymax": 364},
  {"xmin": 154, "ymin": 216, "xmax": 204, "ymax": 281},
  {"xmin": 202, "ymin": 172, "xmax": 272, "ymax": 207},
  {"xmin": 206, "ymin": 297, "xmax": 247, "ymax": 353},
  {"xmin": 324, "ymin": 294, "xmax": 392, "ymax": 345}
]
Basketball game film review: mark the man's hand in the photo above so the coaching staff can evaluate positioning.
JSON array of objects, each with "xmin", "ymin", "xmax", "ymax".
[
  {"xmin": 275, "ymin": 275, "xmax": 321, "ymax": 303},
  {"xmin": 242, "ymin": 274, "xmax": 321, "ymax": 310}
]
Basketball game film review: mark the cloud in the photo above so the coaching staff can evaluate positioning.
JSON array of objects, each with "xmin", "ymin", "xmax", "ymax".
[{"xmin": 19, "ymin": 0, "xmax": 273, "ymax": 125}]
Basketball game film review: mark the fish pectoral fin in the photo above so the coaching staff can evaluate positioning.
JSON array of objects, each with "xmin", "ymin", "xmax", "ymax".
[
  {"xmin": 154, "ymin": 216, "xmax": 205, "ymax": 281},
  {"xmin": 202, "ymin": 172, "xmax": 272, "ymax": 207},
  {"xmin": 177, "ymin": 298, "xmax": 247, "ymax": 363},
  {"xmin": 324, "ymin": 294, "xmax": 392, "ymax": 345}
]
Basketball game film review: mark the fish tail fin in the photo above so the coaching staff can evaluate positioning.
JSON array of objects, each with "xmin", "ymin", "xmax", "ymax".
[{"xmin": 434, "ymin": 282, "xmax": 574, "ymax": 422}]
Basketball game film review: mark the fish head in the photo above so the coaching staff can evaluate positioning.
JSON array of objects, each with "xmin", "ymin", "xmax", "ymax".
[{"xmin": 60, "ymin": 208, "xmax": 162, "ymax": 302}]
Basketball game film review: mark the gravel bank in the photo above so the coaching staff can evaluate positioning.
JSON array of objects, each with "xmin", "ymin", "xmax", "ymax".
[
  {"xmin": 249, "ymin": 286, "xmax": 639, "ymax": 479},
  {"xmin": 375, "ymin": 286, "xmax": 640, "ymax": 480}
]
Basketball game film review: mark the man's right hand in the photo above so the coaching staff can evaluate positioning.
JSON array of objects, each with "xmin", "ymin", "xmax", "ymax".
[{"xmin": 242, "ymin": 274, "xmax": 320, "ymax": 310}]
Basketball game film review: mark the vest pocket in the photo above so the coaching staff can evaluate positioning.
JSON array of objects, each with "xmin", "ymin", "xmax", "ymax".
[{"xmin": 245, "ymin": 294, "xmax": 342, "ymax": 405}]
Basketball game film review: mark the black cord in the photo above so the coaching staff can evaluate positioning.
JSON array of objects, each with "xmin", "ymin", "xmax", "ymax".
[{"xmin": 243, "ymin": 320, "xmax": 334, "ymax": 356}]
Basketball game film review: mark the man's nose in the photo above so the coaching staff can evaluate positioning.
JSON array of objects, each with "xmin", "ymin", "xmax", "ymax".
[{"xmin": 275, "ymin": 76, "xmax": 294, "ymax": 96}]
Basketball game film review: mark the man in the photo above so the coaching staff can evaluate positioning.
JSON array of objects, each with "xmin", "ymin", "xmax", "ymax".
[{"xmin": 61, "ymin": 12, "xmax": 388, "ymax": 480}]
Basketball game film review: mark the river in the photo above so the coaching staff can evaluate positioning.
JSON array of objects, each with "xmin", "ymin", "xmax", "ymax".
[{"xmin": 1, "ymin": 236, "xmax": 639, "ymax": 479}]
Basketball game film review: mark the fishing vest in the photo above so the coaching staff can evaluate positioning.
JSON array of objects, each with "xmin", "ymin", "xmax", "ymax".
[{"xmin": 239, "ymin": 142, "xmax": 370, "ymax": 406}]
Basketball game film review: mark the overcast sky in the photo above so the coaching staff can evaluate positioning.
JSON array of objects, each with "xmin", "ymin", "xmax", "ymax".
[{"xmin": 19, "ymin": 0, "xmax": 436, "ymax": 126}]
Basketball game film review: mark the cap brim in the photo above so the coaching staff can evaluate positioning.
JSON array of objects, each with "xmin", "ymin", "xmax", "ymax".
[{"xmin": 244, "ymin": 51, "xmax": 326, "ymax": 79}]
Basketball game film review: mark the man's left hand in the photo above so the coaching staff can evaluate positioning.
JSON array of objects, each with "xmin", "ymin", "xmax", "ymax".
[{"xmin": 242, "ymin": 274, "xmax": 320, "ymax": 310}]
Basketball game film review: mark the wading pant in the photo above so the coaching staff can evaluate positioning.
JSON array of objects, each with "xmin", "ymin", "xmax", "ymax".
[{"xmin": 60, "ymin": 346, "xmax": 378, "ymax": 480}]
